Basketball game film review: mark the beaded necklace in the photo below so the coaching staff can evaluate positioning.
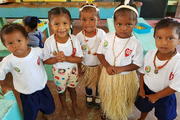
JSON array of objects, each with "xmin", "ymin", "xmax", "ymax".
[
  {"xmin": 153, "ymin": 50, "xmax": 176, "ymax": 74},
  {"xmin": 83, "ymin": 29, "xmax": 100, "ymax": 55},
  {"xmin": 112, "ymin": 35, "xmax": 130, "ymax": 66}
]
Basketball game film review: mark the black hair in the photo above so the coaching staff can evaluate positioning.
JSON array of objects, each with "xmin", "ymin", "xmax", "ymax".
[
  {"xmin": 23, "ymin": 16, "xmax": 40, "ymax": 30},
  {"xmin": 0, "ymin": 23, "xmax": 28, "ymax": 46},
  {"xmin": 154, "ymin": 18, "xmax": 180, "ymax": 39},
  {"xmin": 114, "ymin": 0, "xmax": 138, "ymax": 22},
  {"xmin": 48, "ymin": 7, "xmax": 72, "ymax": 21},
  {"xmin": 79, "ymin": 4, "xmax": 99, "ymax": 18}
]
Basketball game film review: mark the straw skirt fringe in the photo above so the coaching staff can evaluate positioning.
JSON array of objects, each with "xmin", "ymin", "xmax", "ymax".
[
  {"xmin": 99, "ymin": 67, "xmax": 139, "ymax": 120},
  {"xmin": 81, "ymin": 65, "xmax": 102, "ymax": 92}
]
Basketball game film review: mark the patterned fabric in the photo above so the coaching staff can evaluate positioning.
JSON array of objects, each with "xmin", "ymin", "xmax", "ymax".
[{"xmin": 52, "ymin": 67, "xmax": 78, "ymax": 93}]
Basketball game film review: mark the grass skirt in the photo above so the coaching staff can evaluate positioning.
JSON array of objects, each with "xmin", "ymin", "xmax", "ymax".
[
  {"xmin": 99, "ymin": 67, "xmax": 139, "ymax": 120},
  {"xmin": 81, "ymin": 65, "xmax": 102, "ymax": 95}
]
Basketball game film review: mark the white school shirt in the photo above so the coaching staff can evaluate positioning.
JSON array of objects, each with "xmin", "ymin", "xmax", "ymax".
[
  {"xmin": 0, "ymin": 48, "xmax": 47, "ymax": 94},
  {"xmin": 76, "ymin": 28, "xmax": 106, "ymax": 66},
  {"xmin": 139, "ymin": 49, "xmax": 180, "ymax": 92},
  {"xmin": 97, "ymin": 32, "xmax": 143, "ymax": 74},
  {"xmin": 43, "ymin": 34, "xmax": 83, "ymax": 69}
]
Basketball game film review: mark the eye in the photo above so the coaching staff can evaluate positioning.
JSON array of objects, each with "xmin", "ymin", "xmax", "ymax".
[
  {"xmin": 17, "ymin": 40, "xmax": 21, "ymax": 42},
  {"xmin": 117, "ymin": 23, "xmax": 122, "ymax": 27},
  {"xmin": 63, "ymin": 22, "xmax": 67, "ymax": 25},
  {"xmin": 167, "ymin": 37, "xmax": 174, "ymax": 41},
  {"xmin": 155, "ymin": 36, "xmax": 161, "ymax": 40},
  {"xmin": 126, "ymin": 23, "xmax": 133, "ymax": 27},
  {"xmin": 8, "ymin": 42, "xmax": 13, "ymax": 45},
  {"xmin": 90, "ymin": 18, "xmax": 94, "ymax": 21},
  {"xmin": 81, "ymin": 18, "xmax": 86, "ymax": 22}
]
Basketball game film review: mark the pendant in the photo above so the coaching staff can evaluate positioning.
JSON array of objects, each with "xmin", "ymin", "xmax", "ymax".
[
  {"xmin": 88, "ymin": 51, "xmax": 91, "ymax": 54},
  {"xmin": 154, "ymin": 69, "xmax": 158, "ymax": 74}
]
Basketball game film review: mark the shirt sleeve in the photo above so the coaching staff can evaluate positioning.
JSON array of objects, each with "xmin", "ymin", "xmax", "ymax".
[
  {"xmin": 97, "ymin": 34, "xmax": 108, "ymax": 55},
  {"xmin": 132, "ymin": 40, "xmax": 144, "ymax": 67},
  {"xmin": 0, "ymin": 56, "xmax": 11, "ymax": 80},
  {"xmin": 169, "ymin": 61, "xmax": 180, "ymax": 92},
  {"xmin": 73, "ymin": 37, "xmax": 83, "ymax": 57},
  {"xmin": 42, "ymin": 39, "xmax": 53, "ymax": 61}
]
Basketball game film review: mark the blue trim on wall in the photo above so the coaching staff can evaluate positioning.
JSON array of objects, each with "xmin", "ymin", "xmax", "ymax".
[{"xmin": 0, "ymin": 7, "xmax": 115, "ymax": 19}]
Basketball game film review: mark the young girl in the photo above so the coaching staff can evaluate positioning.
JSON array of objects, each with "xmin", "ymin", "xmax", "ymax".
[
  {"xmin": 23, "ymin": 16, "xmax": 44, "ymax": 48},
  {"xmin": 97, "ymin": 0, "xmax": 143, "ymax": 119},
  {"xmin": 135, "ymin": 18, "xmax": 180, "ymax": 120},
  {"xmin": 76, "ymin": 3, "xmax": 106, "ymax": 108},
  {"xmin": 43, "ymin": 7, "xmax": 83, "ymax": 119},
  {"xmin": 0, "ymin": 23, "xmax": 55, "ymax": 120}
]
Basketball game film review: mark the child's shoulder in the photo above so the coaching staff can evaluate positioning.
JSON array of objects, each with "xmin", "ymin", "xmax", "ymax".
[{"xmin": 45, "ymin": 34, "xmax": 55, "ymax": 44}]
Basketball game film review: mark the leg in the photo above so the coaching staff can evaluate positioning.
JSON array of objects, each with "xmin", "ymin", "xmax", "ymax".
[
  {"xmin": 20, "ymin": 93, "xmax": 39, "ymax": 120},
  {"xmin": 68, "ymin": 87, "xmax": 80, "ymax": 118},
  {"xmin": 85, "ymin": 87, "xmax": 93, "ymax": 107},
  {"xmin": 138, "ymin": 112, "xmax": 149, "ymax": 120},
  {"xmin": 58, "ymin": 92, "xmax": 69, "ymax": 118}
]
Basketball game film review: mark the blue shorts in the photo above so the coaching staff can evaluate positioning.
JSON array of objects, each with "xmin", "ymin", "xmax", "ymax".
[
  {"xmin": 135, "ymin": 84, "xmax": 177, "ymax": 120},
  {"xmin": 20, "ymin": 85, "xmax": 55, "ymax": 120}
]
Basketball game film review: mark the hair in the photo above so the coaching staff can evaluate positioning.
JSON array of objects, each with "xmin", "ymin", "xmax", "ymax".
[
  {"xmin": 79, "ymin": 4, "xmax": 99, "ymax": 18},
  {"xmin": 0, "ymin": 23, "xmax": 28, "ymax": 46},
  {"xmin": 154, "ymin": 18, "xmax": 180, "ymax": 39},
  {"xmin": 23, "ymin": 16, "xmax": 40, "ymax": 30},
  {"xmin": 48, "ymin": 7, "xmax": 72, "ymax": 22},
  {"xmin": 114, "ymin": 0, "xmax": 138, "ymax": 22}
]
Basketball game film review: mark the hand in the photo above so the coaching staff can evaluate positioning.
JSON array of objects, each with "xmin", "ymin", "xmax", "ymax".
[
  {"xmin": 55, "ymin": 51, "xmax": 66, "ymax": 62},
  {"xmin": 138, "ymin": 89, "xmax": 146, "ymax": 98},
  {"xmin": 106, "ymin": 65, "xmax": 116, "ymax": 75},
  {"xmin": 146, "ymin": 94, "xmax": 159, "ymax": 103},
  {"xmin": 0, "ymin": 87, "xmax": 11, "ymax": 95},
  {"xmin": 113, "ymin": 67, "xmax": 123, "ymax": 74}
]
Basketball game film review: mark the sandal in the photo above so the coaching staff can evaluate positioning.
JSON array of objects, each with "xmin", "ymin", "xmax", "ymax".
[
  {"xmin": 94, "ymin": 96, "xmax": 101, "ymax": 109},
  {"xmin": 86, "ymin": 95, "xmax": 94, "ymax": 107}
]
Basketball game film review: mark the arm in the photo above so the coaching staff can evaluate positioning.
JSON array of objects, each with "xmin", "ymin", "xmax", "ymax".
[
  {"xmin": 139, "ymin": 73, "xmax": 146, "ymax": 98},
  {"xmin": 97, "ymin": 54, "xmax": 116, "ymax": 75},
  {"xmin": 43, "ymin": 57, "xmax": 58, "ymax": 64},
  {"xmin": 64, "ymin": 56, "xmax": 83, "ymax": 63},
  {"xmin": 115, "ymin": 64, "xmax": 140, "ymax": 73},
  {"xmin": 146, "ymin": 87, "xmax": 176, "ymax": 103},
  {"xmin": 97, "ymin": 54, "xmax": 110, "ymax": 68}
]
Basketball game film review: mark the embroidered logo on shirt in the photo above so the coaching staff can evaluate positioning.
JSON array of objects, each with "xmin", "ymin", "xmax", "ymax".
[
  {"xmin": 82, "ymin": 45, "xmax": 88, "ymax": 50},
  {"xmin": 37, "ymin": 57, "xmax": 40, "ymax": 65},
  {"xmin": 103, "ymin": 41, "xmax": 108, "ymax": 47},
  {"xmin": 14, "ymin": 67, "xmax": 20, "ymax": 72},
  {"xmin": 125, "ymin": 48, "xmax": 132, "ymax": 57},
  {"xmin": 145, "ymin": 66, "xmax": 151, "ymax": 73},
  {"xmin": 169, "ymin": 72, "xmax": 174, "ymax": 80}
]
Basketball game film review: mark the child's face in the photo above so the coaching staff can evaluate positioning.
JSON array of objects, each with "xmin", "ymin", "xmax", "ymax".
[
  {"xmin": 3, "ymin": 31, "xmax": 29, "ymax": 57},
  {"xmin": 50, "ymin": 14, "xmax": 71, "ymax": 38},
  {"xmin": 155, "ymin": 27, "xmax": 179, "ymax": 54},
  {"xmin": 114, "ymin": 12, "xmax": 136, "ymax": 38},
  {"xmin": 80, "ymin": 11, "xmax": 98, "ymax": 33}
]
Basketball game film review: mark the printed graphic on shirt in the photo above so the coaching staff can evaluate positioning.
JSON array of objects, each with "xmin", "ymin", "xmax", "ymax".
[
  {"xmin": 125, "ymin": 48, "xmax": 132, "ymax": 57},
  {"xmin": 169, "ymin": 72, "xmax": 174, "ymax": 80},
  {"xmin": 103, "ymin": 41, "xmax": 108, "ymax": 48},
  {"xmin": 82, "ymin": 45, "xmax": 88, "ymax": 51},
  {"xmin": 37, "ymin": 57, "xmax": 40, "ymax": 65},
  {"xmin": 14, "ymin": 67, "xmax": 20, "ymax": 72},
  {"xmin": 145, "ymin": 65, "xmax": 151, "ymax": 73}
]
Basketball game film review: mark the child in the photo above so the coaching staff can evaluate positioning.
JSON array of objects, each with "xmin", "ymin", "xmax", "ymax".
[
  {"xmin": 43, "ymin": 7, "xmax": 83, "ymax": 119},
  {"xmin": 23, "ymin": 16, "xmax": 44, "ymax": 48},
  {"xmin": 135, "ymin": 18, "xmax": 180, "ymax": 120},
  {"xmin": 0, "ymin": 23, "xmax": 55, "ymax": 120},
  {"xmin": 97, "ymin": 0, "xmax": 143, "ymax": 119},
  {"xmin": 76, "ymin": 3, "xmax": 106, "ymax": 108}
]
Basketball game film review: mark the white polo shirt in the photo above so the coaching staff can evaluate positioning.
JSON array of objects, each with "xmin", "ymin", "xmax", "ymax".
[
  {"xmin": 97, "ymin": 32, "xmax": 143, "ymax": 74},
  {"xmin": 43, "ymin": 34, "xmax": 83, "ymax": 69},
  {"xmin": 140, "ymin": 49, "xmax": 180, "ymax": 92},
  {"xmin": 76, "ymin": 28, "xmax": 106, "ymax": 66},
  {"xmin": 0, "ymin": 48, "xmax": 47, "ymax": 94}
]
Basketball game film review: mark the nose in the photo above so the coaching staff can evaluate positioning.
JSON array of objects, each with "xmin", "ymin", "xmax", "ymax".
[
  {"xmin": 121, "ymin": 25, "xmax": 128, "ymax": 31},
  {"xmin": 161, "ymin": 39, "xmax": 168, "ymax": 45}
]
